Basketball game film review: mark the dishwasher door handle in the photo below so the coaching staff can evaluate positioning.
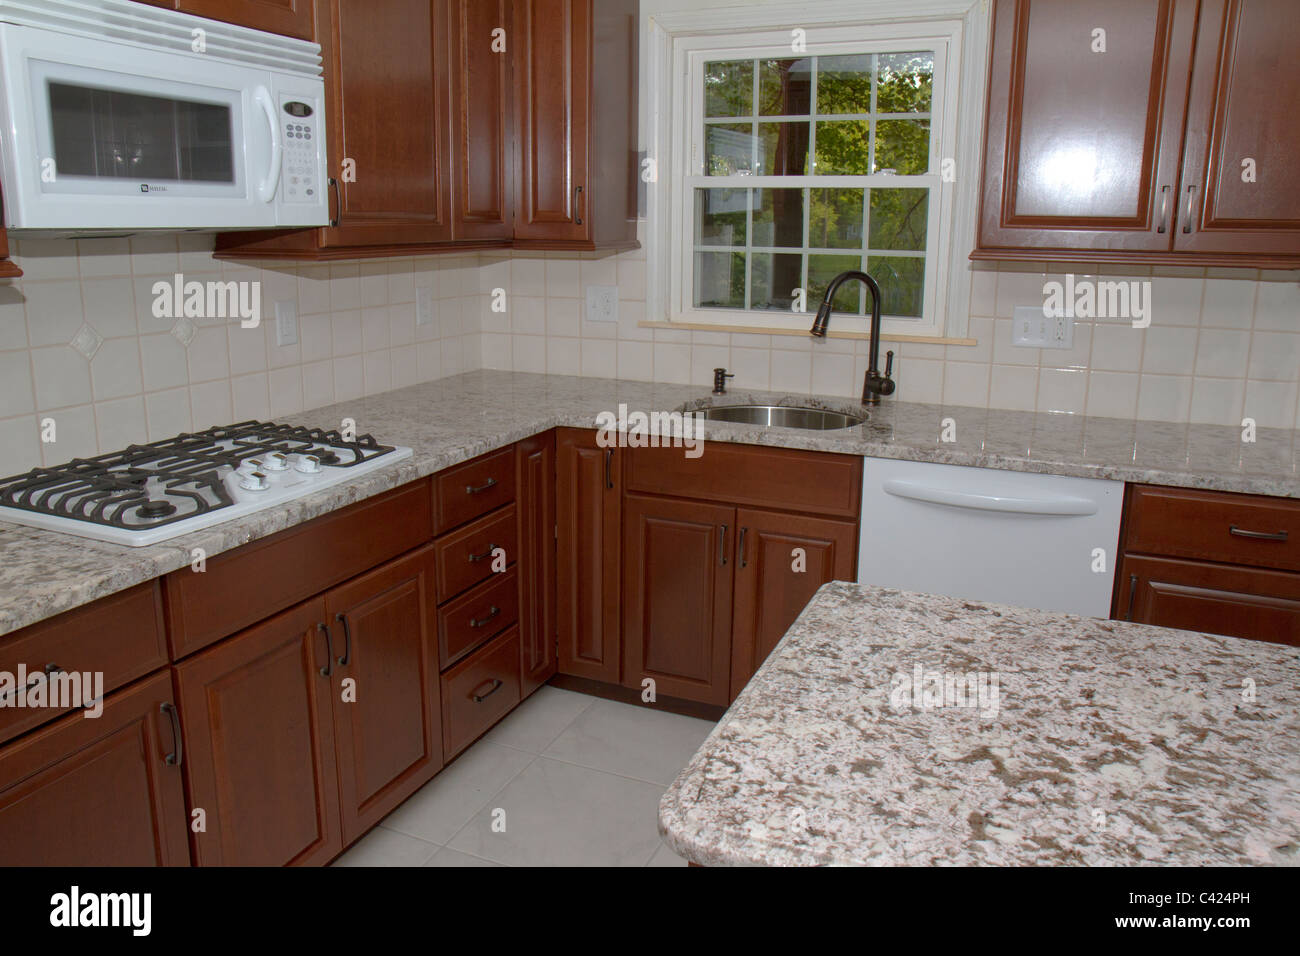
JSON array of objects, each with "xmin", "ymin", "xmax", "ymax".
[{"xmin": 881, "ymin": 479, "xmax": 1100, "ymax": 516}]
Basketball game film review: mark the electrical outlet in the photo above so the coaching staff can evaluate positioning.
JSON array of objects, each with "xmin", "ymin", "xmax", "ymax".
[
  {"xmin": 1012, "ymin": 305, "xmax": 1073, "ymax": 350},
  {"xmin": 585, "ymin": 285, "xmax": 618, "ymax": 323},
  {"xmin": 415, "ymin": 287, "xmax": 434, "ymax": 327},
  {"xmin": 274, "ymin": 300, "xmax": 298, "ymax": 347}
]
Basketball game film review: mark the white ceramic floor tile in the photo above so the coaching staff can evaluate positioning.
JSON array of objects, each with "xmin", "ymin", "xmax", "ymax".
[
  {"xmin": 646, "ymin": 843, "xmax": 689, "ymax": 867},
  {"xmin": 424, "ymin": 847, "xmax": 503, "ymax": 868},
  {"xmin": 480, "ymin": 686, "xmax": 595, "ymax": 754},
  {"xmin": 378, "ymin": 742, "xmax": 534, "ymax": 845},
  {"xmin": 542, "ymin": 698, "xmax": 715, "ymax": 785},
  {"xmin": 447, "ymin": 757, "xmax": 666, "ymax": 867},
  {"xmin": 331, "ymin": 827, "xmax": 438, "ymax": 867}
]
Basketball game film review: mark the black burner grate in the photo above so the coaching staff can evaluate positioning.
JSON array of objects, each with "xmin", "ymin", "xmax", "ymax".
[{"xmin": 0, "ymin": 421, "xmax": 396, "ymax": 531}]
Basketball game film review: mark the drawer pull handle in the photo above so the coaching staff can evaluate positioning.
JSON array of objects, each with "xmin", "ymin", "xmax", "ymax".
[
  {"xmin": 0, "ymin": 663, "xmax": 62, "ymax": 704},
  {"xmin": 161, "ymin": 702, "xmax": 183, "ymax": 767},
  {"xmin": 469, "ymin": 542, "xmax": 498, "ymax": 563},
  {"xmin": 317, "ymin": 622, "xmax": 334, "ymax": 677},
  {"xmin": 335, "ymin": 612, "xmax": 352, "ymax": 666},
  {"xmin": 470, "ymin": 606, "xmax": 501, "ymax": 628},
  {"xmin": 472, "ymin": 678, "xmax": 504, "ymax": 703},
  {"xmin": 466, "ymin": 477, "xmax": 498, "ymax": 495},
  {"xmin": 1229, "ymin": 525, "xmax": 1288, "ymax": 542},
  {"xmin": 1126, "ymin": 573, "xmax": 1138, "ymax": 621}
]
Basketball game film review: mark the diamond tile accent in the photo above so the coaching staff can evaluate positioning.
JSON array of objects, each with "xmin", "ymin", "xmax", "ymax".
[
  {"xmin": 68, "ymin": 323, "xmax": 103, "ymax": 361},
  {"xmin": 171, "ymin": 316, "xmax": 197, "ymax": 347}
]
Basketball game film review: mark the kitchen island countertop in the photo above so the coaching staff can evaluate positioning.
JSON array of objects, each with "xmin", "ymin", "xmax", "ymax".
[
  {"xmin": 1, "ymin": 369, "xmax": 1297, "ymax": 636},
  {"xmin": 657, "ymin": 581, "xmax": 1300, "ymax": 866}
]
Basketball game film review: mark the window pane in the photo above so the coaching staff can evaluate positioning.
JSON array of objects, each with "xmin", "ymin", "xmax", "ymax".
[
  {"xmin": 694, "ymin": 188, "xmax": 747, "ymax": 246},
  {"xmin": 816, "ymin": 54, "xmax": 872, "ymax": 114},
  {"xmin": 874, "ymin": 119, "xmax": 929, "ymax": 174},
  {"xmin": 808, "ymin": 255, "xmax": 864, "ymax": 314},
  {"xmin": 695, "ymin": 251, "xmax": 746, "ymax": 308},
  {"xmin": 753, "ymin": 188, "xmax": 804, "ymax": 247},
  {"xmin": 705, "ymin": 60, "xmax": 752, "ymax": 117},
  {"xmin": 758, "ymin": 58, "xmax": 811, "ymax": 116},
  {"xmin": 751, "ymin": 253, "xmax": 803, "ymax": 311},
  {"xmin": 809, "ymin": 188, "xmax": 864, "ymax": 249},
  {"xmin": 705, "ymin": 123, "xmax": 755, "ymax": 176},
  {"xmin": 813, "ymin": 120, "xmax": 870, "ymax": 174},
  {"xmin": 868, "ymin": 189, "xmax": 927, "ymax": 251},
  {"xmin": 757, "ymin": 122, "xmax": 810, "ymax": 175},
  {"xmin": 876, "ymin": 52, "xmax": 933, "ymax": 113},
  {"xmin": 869, "ymin": 256, "xmax": 925, "ymax": 317}
]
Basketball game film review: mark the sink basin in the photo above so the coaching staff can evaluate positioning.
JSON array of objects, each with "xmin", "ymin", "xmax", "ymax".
[{"xmin": 690, "ymin": 404, "xmax": 867, "ymax": 430}]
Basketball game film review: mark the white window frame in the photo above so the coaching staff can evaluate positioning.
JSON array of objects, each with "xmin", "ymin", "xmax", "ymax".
[{"xmin": 643, "ymin": 0, "xmax": 991, "ymax": 342}]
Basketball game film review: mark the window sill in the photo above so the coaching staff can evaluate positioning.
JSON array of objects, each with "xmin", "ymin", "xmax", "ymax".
[{"xmin": 638, "ymin": 320, "xmax": 976, "ymax": 347}]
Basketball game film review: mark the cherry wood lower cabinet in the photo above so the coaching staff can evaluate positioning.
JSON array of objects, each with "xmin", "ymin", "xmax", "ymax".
[
  {"xmin": 517, "ymin": 431, "xmax": 558, "ymax": 695},
  {"xmin": 730, "ymin": 509, "xmax": 858, "ymax": 696},
  {"xmin": 556, "ymin": 428, "xmax": 621, "ymax": 683},
  {"xmin": 0, "ymin": 671, "xmax": 189, "ymax": 866},
  {"xmin": 622, "ymin": 494, "xmax": 735, "ymax": 706}
]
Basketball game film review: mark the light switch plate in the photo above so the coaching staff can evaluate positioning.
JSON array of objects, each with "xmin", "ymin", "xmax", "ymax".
[
  {"xmin": 1012, "ymin": 305, "xmax": 1073, "ymax": 350},
  {"xmin": 274, "ymin": 300, "xmax": 298, "ymax": 347},
  {"xmin": 585, "ymin": 285, "xmax": 618, "ymax": 323}
]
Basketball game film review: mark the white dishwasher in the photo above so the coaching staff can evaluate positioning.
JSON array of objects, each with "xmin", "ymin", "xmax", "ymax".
[{"xmin": 857, "ymin": 457, "xmax": 1124, "ymax": 617}]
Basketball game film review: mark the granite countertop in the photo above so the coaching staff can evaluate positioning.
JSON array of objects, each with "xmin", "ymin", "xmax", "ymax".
[
  {"xmin": 1, "ymin": 369, "xmax": 1297, "ymax": 636},
  {"xmin": 658, "ymin": 580, "xmax": 1300, "ymax": 866}
]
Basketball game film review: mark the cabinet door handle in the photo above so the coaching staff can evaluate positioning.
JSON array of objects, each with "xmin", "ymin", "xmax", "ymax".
[
  {"xmin": 738, "ymin": 527, "xmax": 748, "ymax": 568},
  {"xmin": 1229, "ymin": 525, "xmax": 1288, "ymax": 542},
  {"xmin": 1181, "ymin": 185, "xmax": 1197, "ymax": 234},
  {"xmin": 1156, "ymin": 184, "xmax": 1171, "ymax": 234},
  {"xmin": 161, "ymin": 702, "xmax": 183, "ymax": 767},
  {"xmin": 574, "ymin": 184, "xmax": 584, "ymax": 225},
  {"xmin": 470, "ymin": 606, "xmax": 501, "ymax": 628},
  {"xmin": 328, "ymin": 177, "xmax": 341, "ymax": 228},
  {"xmin": 472, "ymin": 679, "xmax": 504, "ymax": 703},
  {"xmin": 317, "ymin": 622, "xmax": 334, "ymax": 677},
  {"xmin": 605, "ymin": 448, "xmax": 614, "ymax": 489},
  {"xmin": 718, "ymin": 524, "xmax": 728, "ymax": 566},
  {"xmin": 1125, "ymin": 573, "xmax": 1138, "ymax": 621},
  {"xmin": 334, "ymin": 612, "xmax": 352, "ymax": 666},
  {"xmin": 469, "ymin": 542, "xmax": 498, "ymax": 562},
  {"xmin": 465, "ymin": 477, "xmax": 498, "ymax": 495}
]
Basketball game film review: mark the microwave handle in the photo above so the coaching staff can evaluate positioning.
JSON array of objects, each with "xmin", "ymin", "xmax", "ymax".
[{"xmin": 253, "ymin": 86, "xmax": 282, "ymax": 204}]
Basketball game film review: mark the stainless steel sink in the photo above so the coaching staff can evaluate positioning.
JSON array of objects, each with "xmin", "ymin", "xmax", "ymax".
[{"xmin": 690, "ymin": 404, "xmax": 867, "ymax": 430}]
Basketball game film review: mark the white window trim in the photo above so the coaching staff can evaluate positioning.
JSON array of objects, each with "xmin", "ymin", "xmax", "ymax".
[{"xmin": 643, "ymin": 0, "xmax": 991, "ymax": 341}]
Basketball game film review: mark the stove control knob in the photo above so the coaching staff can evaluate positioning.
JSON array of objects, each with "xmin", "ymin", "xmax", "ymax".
[
  {"xmin": 239, "ymin": 458, "xmax": 263, "ymax": 475},
  {"xmin": 294, "ymin": 454, "xmax": 321, "ymax": 474},
  {"xmin": 264, "ymin": 452, "xmax": 290, "ymax": 471},
  {"xmin": 239, "ymin": 470, "xmax": 270, "ymax": 491}
]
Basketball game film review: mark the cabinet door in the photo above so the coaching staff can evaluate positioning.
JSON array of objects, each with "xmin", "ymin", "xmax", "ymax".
[
  {"xmin": 517, "ymin": 431, "xmax": 558, "ymax": 696},
  {"xmin": 320, "ymin": 0, "xmax": 453, "ymax": 246},
  {"xmin": 176, "ymin": 598, "xmax": 343, "ymax": 866},
  {"xmin": 174, "ymin": 0, "xmax": 315, "ymax": 39},
  {"xmin": 622, "ymin": 494, "xmax": 734, "ymax": 705},
  {"xmin": 513, "ymin": 0, "xmax": 590, "ymax": 243},
  {"xmin": 977, "ymin": 0, "xmax": 1198, "ymax": 254},
  {"xmin": 556, "ymin": 428, "xmax": 620, "ymax": 682},
  {"xmin": 730, "ymin": 510, "xmax": 858, "ymax": 699},
  {"xmin": 448, "ymin": 0, "xmax": 514, "ymax": 240},
  {"xmin": 326, "ymin": 546, "xmax": 442, "ymax": 846},
  {"xmin": 1116, "ymin": 554, "xmax": 1300, "ymax": 646},
  {"xmin": 1174, "ymin": 0, "xmax": 1300, "ymax": 258},
  {"xmin": 0, "ymin": 672, "xmax": 189, "ymax": 866}
]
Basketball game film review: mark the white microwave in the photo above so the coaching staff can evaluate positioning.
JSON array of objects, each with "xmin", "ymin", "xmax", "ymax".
[{"xmin": 0, "ymin": 0, "xmax": 329, "ymax": 234}]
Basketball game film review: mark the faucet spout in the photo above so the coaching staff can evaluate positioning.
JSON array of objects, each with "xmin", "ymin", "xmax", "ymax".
[{"xmin": 808, "ymin": 270, "xmax": 896, "ymax": 404}]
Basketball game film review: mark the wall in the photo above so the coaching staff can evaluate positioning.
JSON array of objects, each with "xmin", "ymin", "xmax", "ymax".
[{"xmin": 0, "ymin": 235, "xmax": 482, "ymax": 474}]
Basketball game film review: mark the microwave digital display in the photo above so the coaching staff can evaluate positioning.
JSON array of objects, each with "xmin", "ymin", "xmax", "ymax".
[{"xmin": 283, "ymin": 101, "xmax": 313, "ymax": 118}]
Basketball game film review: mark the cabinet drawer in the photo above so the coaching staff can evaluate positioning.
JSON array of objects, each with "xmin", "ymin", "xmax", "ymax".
[
  {"xmin": 437, "ymin": 567, "xmax": 519, "ymax": 669},
  {"xmin": 441, "ymin": 626, "xmax": 521, "ymax": 757},
  {"xmin": 434, "ymin": 447, "xmax": 516, "ymax": 533},
  {"xmin": 1124, "ymin": 485, "xmax": 1300, "ymax": 572},
  {"xmin": 0, "ymin": 582, "xmax": 167, "ymax": 746},
  {"xmin": 165, "ymin": 479, "xmax": 433, "ymax": 659},
  {"xmin": 624, "ymin": 442, "xmax": 862, "ymax": 519},
  {"xmin": 433, "ymin": 504, "xmax": 517, "ymax": 602}
]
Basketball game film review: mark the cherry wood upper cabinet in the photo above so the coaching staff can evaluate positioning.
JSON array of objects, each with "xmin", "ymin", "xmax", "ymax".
[
  {"xmin": 517, "ymin": 431, "xmax": 558, "ymax": 696},
  {"xmin": 1174, "ymin": 0, "xmax": 1300, "ymax": 258},
  {"xmin": 976, "ymin": 0, "xmax": 1300, "ymax": 266},
  {"xmin": 556, "ymin": 428, "xmax": 621, "ymax": 683},
  {"xmin": 167, "ymin": 0, "xmax": 315, "ymax": 39},
  {"xmin": 0, "ymin": 672, "xmax": 190, "ymax": 866},
  {"xmin": 512, "ymin": 0, "xmax": 638, "ymax": 251}
]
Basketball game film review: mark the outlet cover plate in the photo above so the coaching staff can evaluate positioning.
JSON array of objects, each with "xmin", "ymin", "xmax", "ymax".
[
  {"xmin": 585, "ymin": 285, "xmax": 618, "ymax": 323},
  {"xmin": 1012, "ymin": 305, "xmax": 1073, "ymax": 350},
  {"xmin": 415, "ymin": 287, "xmax": 434, "ymax": 327},
  {"xmin": 274, "ymin": 300, "xmax": 298, "ymax": 347}
]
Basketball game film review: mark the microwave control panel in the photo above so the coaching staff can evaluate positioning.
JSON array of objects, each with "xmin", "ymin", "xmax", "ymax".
[{"xmin": 280, "ymin": 98, "xmax": 321, "ymax": 204}]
